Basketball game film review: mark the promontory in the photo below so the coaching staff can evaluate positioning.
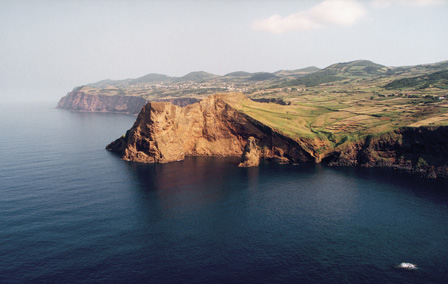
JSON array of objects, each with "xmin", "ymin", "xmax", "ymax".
[{"xmin": 107, "ymin": 93, "xmax": 448, "ymax": 178}]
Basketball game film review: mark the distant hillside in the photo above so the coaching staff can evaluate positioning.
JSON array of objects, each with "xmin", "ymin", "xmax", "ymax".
[
  {"xmin": 274, "ymin": 66, "xmax": 320, "ymax": 77},
  {"xmin": 297, "ymin": 66, "xmax": 321, "ymax": 73},
  {"xmin": 87, "ymin": 79, "xmax": 131, "ymax": 88},
  {"xmin": 283, "ymin": 60, "xmax": 389, "ymax": 87},
  {"xmin": 84, "ymin": 60, "xmax": 448, "ymax": 90},
  {"xmin": 70, "ymin": 59, "xmax": 448, "ymax": 108},
  {"xmin": 384, "ymin": 69, "xmax": 448, "ymax": 90},
  {"xmin": 387, "ymin": 61, "xmax": 448, "ymax": 76},
  {"xmin": 177, "ymin": 71, "xmax": 218, "ymax": 82},
  {"xmin": 130, "ymin": 73, "xmax": 171, "ymax": 84},
  {"xmin": 248, "ymin": 72, "xmax": 278, "ymax": 81},
  {"xmin": 285, "ymin": 71, "xmax": 345, "ymax": 87},
  {"xmin": 325, "ymin": 60, "xmax": 389, "ymax": 77},
  {"xmin": 224, "ymin": 71, "xmax": 252, "ymax": 77}
]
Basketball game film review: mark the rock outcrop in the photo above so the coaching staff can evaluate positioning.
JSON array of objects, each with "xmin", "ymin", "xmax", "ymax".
[
  {"xmin": 106, "ymin": 93, "xmax": 325, "ymax": 165},
  {"xmin": 106, "ymin": 93, "xmax": 448, "ymax": 178},
  {"xmin": 238, "ymin": 137, "xmax": 261, "ymax": 167}
]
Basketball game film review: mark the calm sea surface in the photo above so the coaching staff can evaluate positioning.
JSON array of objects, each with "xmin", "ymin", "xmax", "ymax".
[{"xmin": 1, "ymin": 103, "xmax": 448, "ymax": 283}]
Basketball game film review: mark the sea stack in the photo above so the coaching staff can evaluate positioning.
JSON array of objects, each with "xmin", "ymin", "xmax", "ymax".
[{"xmin": 238, "ymin": 137, "xmax": 261, "ymax": 167}]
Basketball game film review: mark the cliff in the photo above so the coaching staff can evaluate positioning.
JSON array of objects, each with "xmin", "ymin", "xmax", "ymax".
[
  {"xmin": 325, "ymin": 127, "xmax": 448, "ymax": 178},
  {"xmin": 57, "ymin": 86, "xmax": 200, "ymax": 115},
  {"xmin": 107, "ymin": 93, "xmax": 448, "ymax": 178},
  {"xmin": 106, "ymin": 93, "xmax": 325, "ymax": 164},
  {"xmin": 57, "ymin": 87, "xmax": 147, "ymax": 115}
]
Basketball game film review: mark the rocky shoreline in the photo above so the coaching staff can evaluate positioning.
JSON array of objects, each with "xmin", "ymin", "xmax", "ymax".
[{"xmin": 106, "ymin": 93, "xmax": 448, "ymax": 178}]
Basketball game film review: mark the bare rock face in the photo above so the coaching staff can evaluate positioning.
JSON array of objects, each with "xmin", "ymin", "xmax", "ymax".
[
  {"xmin": 238, "ymin": 137, "xmax": 260, "ymax": 167},
  {"xmin": 106, "ymin": 93, "xmax": 448, "ymax": 177},
  {"xmin": 57, "ymin": 87, "xmax": 200, "ymax": 115},
  {"xmin": 325, "ymin": 127, "xmax": 448, "ymax": 178},
  {"xmin": 107, "ymin": 93, "xmax": 320, "ymax": 164},
  {"xmin": 57, "ymin": 87, "xmax": 147, "ymax": 115}
]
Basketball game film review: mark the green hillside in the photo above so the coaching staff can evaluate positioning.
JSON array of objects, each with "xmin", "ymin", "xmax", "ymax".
[
  {"xmin": 177, "ymin": 71, "xmax": 218, "ymax": 82},
  {"xmin": 224, "ymin": 71, "xmax": 252, "ymax": 77},
  {"xmin": 384, "ymin": 70, "xmax": 448, "ymax": 90},
  {"xmin": 248, "ymin": 72, "xmax": 278, "ymax": 81},
  {"xmin": 283, "ymin": 60, "xmax": 389, "ymax": 87},
  {"xmin": 130, "ymin": 73, "xmax": 171, "ymax": 84}
]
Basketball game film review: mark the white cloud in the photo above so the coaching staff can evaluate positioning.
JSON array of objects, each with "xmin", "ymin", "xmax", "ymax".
[
  {"xmin": 371, "ymin": 0, "xmax": 447, "ymax": 8},
  {"xmin": 251, "ymin": 0, "xmax": 366, "ymax": 34}
]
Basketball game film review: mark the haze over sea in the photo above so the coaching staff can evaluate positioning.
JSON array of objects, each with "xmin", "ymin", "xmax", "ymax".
[{"xmin": 1, "ymin": 102, "xmax": 448, "ymax": 283}]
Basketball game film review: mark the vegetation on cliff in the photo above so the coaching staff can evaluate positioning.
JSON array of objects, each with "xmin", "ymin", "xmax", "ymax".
[
  {"xmin": 107, "ymin": 93, "xmax": 448, "ymax": 177},
  {"xmin": 56, "ymin": 58, "xmax": 448, "ymax": 177}
]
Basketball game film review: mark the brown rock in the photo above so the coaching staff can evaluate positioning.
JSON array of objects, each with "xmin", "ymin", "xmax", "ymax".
[
  {"xmin": 238, "ymin": 137, "xmax": 260, "ymax": 167},
  {"xmin": 57, "ymin": 87, "xmax": 147, "ymax": 115},
  {"xmin": 106, "ymin": 92, "xmax": 448, "ymax": 177},
  {"xmin": 57, "ymin": 86, "xmax": 200, "ymax": 115},
  {"xmin": 106, "ymin": 93, "xmax": 320, "ymax": 164},
  {"xmin": 325, "ymin": 127, "xmax": 448, "ymax": 178}
]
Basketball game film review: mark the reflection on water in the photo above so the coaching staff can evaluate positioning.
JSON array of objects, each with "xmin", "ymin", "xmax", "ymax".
[
  {"xmin": 246, "ymin": 166, "xmax": 260, "ymax": 193},
  {"xmin": 124, "ymin": 157, "xmax": 448, "ymax": 225},
  {"xmin": 126, "ymin": 157, "xmax": 252, "ymax": 218}
]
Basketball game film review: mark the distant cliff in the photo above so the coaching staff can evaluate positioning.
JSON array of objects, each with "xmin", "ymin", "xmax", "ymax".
[
  {"xmin": 107, "ymin": 93, "xmax": 448, "ymax": 178},
  {"xmin": 57, "ymin": 86, "xmax": 200, "ymax": 115},
  {"xmin": 57, "ymin": 87, "xmax": 147, "ymax": 114}
]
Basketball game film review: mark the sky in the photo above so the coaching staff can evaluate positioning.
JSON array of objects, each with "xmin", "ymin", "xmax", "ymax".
[{"xmin": 1, "ymin": 0, "xmax": 447, "ymax": 102}]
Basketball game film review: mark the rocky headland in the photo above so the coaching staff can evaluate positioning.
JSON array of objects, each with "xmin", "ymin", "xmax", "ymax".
[
  {"xmin": 106, "ymin": 93, "xmax": 448, "ymax": 178},
  {"xmin": 57, "ymin": 86, "xmax": 199, "ymax": 115},
  {"xmin": 106, "ymin": 93, "xmax": 319, "ymax": 165}
]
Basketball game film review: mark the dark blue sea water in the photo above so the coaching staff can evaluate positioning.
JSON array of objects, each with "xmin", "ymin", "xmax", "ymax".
[{"xmin": 1, "ymin": 103, "xmax": 448, "ymax": 283}]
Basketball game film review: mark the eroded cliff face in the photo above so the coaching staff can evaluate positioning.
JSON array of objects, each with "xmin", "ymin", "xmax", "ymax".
[
  {"xmin": 326, "ymin": 127, "xmax": 448, "ymax": 178},
  {"xmin": 57, "ymin": 87, "xmax": 147, "ymax": 114},
  {"xmin": 106, "ymin": 93, "xmax": 325, "ymax": 164},
  {"xmin": 106, "ymin": 93, "xmax": 448, "ymax": 178},
  {"xmin": 238, "ymin": 136, "xmax": 261, "ymax": 167},
  {"xmin": 57, "ymin": 87, "xmax": 200, "ymax": 115}
]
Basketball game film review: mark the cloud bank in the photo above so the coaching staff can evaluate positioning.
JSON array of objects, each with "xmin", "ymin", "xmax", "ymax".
[
  {"xmin": 251, "ymin": 0, "xmax": 366, "ymax": 34},
  {"xmin": 371, "ymin": 0, "xmax": 447, "ymax": 8}
]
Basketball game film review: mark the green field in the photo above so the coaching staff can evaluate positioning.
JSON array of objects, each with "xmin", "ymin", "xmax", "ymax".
[
  {"xmin": 75, "ymin": 59, "xmax": 448, "ymax": 141},
  {"xmin": 227, "ymin": 74, "xmax": 448, "ymax": 145}
]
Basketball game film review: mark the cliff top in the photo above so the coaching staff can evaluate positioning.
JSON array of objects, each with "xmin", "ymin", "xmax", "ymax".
[{"xmin": 198, "ymin": 92, "xmax": 448, "ymax": 143}]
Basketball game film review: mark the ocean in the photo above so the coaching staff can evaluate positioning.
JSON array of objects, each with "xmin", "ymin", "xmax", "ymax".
[{"xmin": 1, "ymin": 102, "xmax": 447, "ymax": 283}]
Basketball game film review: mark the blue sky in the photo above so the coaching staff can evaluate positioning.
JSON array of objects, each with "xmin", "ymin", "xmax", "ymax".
[{"xmin": 1, "ymin": 0, "xmax": 447, "ymax": 102}]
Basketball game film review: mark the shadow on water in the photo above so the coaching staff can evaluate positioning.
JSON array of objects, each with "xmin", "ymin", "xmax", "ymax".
[
  {"xmin": 326, "ymin": 165, "xmax": 448, "ymax": 204},
  {"xmin": 120, "ymin": 157, "xmax": 448, "ymax": 220},
  {"xmin": 121, "ymin": 157, "xmax": 258, "ymax": 221},
  {"xmin": 124, "ymin": 157, "xmax": 326, "ymax": 212}
]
